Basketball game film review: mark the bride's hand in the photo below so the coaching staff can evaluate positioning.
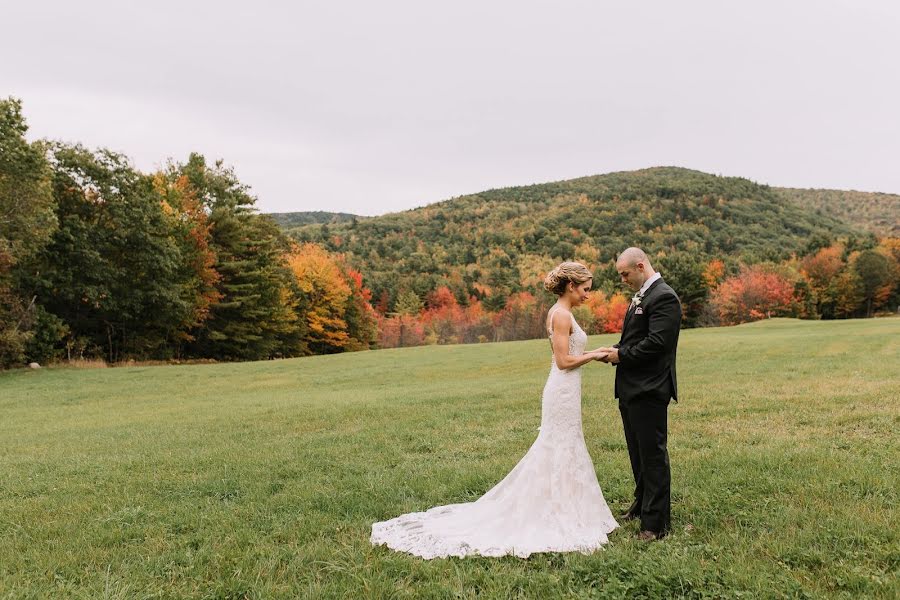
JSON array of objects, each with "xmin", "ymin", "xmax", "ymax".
[{"xmin": 588, "ymin": 347, "xmax": 605, "ymax": 356}]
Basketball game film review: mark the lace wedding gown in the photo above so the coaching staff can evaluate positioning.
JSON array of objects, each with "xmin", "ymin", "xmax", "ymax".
[{"xmin": 370, "ymin": 308, "xmax": 619, "ymax": 558}]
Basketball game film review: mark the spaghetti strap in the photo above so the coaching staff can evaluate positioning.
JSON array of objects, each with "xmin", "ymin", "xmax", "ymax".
[
  {"xmin": 546, "ymin": 305, "xmax": 567, "ymax": 336},
  {"xmin": 546, "ymin": 306, "xmax": 557, "ymax": 336}
]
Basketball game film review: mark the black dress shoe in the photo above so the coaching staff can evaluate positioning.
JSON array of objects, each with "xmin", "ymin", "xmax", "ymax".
[
  {"xmin": 637, "ymin": 530, "xmax": 661, "ymax": 541},
  {"xmin": 621, "ymin": 510, "xmax": 640, "ymax": 522}
]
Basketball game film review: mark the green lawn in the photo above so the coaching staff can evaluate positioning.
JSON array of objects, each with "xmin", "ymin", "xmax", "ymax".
[{"xmin": 1, "ymin": 318, "xmax": 898, "ymax": 599}]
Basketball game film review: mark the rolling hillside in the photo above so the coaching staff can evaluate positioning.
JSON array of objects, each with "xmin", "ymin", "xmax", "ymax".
[
  {"xmin": 279, "ymin": 167, "xmax": 867, "ymax": 309},
  {"xmin": 775, "ymin": 188, "xmax": 900, "ymax": 237},
  {"xmin": 272, "ymin": 183, "xmax": 900, "ymax": 239}
]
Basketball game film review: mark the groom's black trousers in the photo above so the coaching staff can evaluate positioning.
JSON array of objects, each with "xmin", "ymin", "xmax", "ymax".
[{"xmin": 619, "ymin": 393, "xmax": 671, "ymax": 535}]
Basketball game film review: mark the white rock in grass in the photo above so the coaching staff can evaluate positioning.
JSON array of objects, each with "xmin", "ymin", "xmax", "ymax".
[{"xmin": 28, "ymin": 362, "xmax": 41, "ymax": 369}]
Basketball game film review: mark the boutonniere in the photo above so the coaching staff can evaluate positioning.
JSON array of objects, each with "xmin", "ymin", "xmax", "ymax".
[{"xmin": 631, "ymin": 293, "xmax": 643, "ymax": 307}]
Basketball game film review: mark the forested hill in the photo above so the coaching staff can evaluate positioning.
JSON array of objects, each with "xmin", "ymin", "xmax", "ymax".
[
  {"xmin": 774, "ymin": 188, "xmax": 900, "ymax": 237},
  {"xmin": 283, "ymin": 167, "xmax": 867, "ymax": 311}
]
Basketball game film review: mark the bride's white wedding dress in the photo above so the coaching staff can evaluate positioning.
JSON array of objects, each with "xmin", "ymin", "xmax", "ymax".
[{"xmin": 370, "ymin": 308, "xmax": 618, "ymax": 558}]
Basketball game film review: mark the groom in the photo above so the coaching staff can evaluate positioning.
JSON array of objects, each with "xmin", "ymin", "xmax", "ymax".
[{"xmin": 599, "ymin": 247, "xmax": 681, "ymax": 541}]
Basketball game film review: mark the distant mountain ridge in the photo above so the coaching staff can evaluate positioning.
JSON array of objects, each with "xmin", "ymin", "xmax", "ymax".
[
  {"xmin": 271, "ymin": 170, "xmax": 898, "ymax": 238},
  {"xmin": 267, "ymin": 211, "xmax": 362, "ymax": 228},
  {"xmin": 773, "ymin": 188, "xmax": 899, "ymax": 237}
]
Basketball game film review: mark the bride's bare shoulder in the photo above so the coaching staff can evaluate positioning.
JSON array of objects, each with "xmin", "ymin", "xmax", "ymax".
[{"xmin": 548, "ymin": 306, "xmax": 572, "ymax": 329}]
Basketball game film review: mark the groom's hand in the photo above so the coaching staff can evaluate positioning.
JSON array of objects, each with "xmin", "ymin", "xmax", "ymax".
[{"xmin": 604, "ymin": 347, "xmax": 620, "ymax": 364}]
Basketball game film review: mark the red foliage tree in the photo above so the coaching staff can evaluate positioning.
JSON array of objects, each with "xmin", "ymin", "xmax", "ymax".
[
  {"xmin": 377, "ymin": 314, "xmax": 426, "ymax": 348},
  {"xmin": 421, "ymin": 286, "xmax": 464, "ymax": 344},
  {"xmin": 710, "ymin": 265, "xmax": 799, "ymax": 325}
]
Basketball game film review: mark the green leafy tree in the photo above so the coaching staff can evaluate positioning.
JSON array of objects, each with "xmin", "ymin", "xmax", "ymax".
[
  {"xmin": 0, "ymin": 97, "xmax": 57, "ymax": 366},
  {"xmin": 852, "ymin": 250, "xmax": 895, "ymax": 317},
  {"xmin": 656, "ymin": 252, "xmax": 710, "ymax": 327},
  {"xmin": 26, "ymin": 144, "xmax": 199, "ymax": 361}
]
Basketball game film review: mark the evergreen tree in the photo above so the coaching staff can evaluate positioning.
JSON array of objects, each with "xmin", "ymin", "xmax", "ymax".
[
  {"xmin": 395, "ymin": 290, "xmax": 424, "ymax": 316},
  {"xmin": 177, "ymin": 154, "xmax": 299, "ymax": 360}
]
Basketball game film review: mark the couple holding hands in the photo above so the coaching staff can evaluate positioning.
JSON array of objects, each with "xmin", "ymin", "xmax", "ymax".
[{"xmin": 372, "ymin": 247, "xmax": 682, "ymax": 558}]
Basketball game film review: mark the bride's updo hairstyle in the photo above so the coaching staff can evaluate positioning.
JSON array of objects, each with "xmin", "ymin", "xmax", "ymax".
[{"xmin": 544, "ymin": 262, "xmax": 593, "ymax": 296}]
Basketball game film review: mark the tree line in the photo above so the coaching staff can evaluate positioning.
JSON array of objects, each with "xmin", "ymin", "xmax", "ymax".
[
  {"xmin": 1, "ymin": 98, "xmax": 376, "ymax": 367},
  {"xmin": 371, "ymin": 240, "xmax": 899, "ymax": 350},
  {"xmin": 2, "ymin": 98, "xmax": 898, "ymax": 367}
]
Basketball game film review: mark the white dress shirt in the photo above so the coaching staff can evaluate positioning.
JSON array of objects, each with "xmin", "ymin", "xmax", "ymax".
[{"xmin": 637, "ymin": 272, "xmax": 661, "ymax": 298}]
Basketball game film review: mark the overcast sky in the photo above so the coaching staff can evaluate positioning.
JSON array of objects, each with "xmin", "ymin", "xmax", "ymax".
[{"xmin": 4, "ymin": 1, "xmax": 899, "ymax": 215}]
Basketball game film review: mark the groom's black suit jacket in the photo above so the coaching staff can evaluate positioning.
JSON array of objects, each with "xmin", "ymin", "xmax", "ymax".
[{"xmin": 614, "ymin": 277, "xmax": 682, "ymax": 402}]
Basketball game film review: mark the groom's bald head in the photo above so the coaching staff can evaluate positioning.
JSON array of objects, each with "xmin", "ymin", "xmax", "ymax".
[
  {"xmin": 616, "ymin": 247, "xmax": 656, "ymax": 292},
  {"xmin": 617, "ymin": 247, "xmax": 651, "ymax": 269}
]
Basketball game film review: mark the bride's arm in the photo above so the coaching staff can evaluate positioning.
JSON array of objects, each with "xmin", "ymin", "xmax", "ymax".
[{"xmin": 550, "ymin": 310, "xmax": 603, "ymax": 370}]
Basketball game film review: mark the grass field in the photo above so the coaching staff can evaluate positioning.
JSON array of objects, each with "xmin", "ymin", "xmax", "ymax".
[{"xmin": 1, "ymin": 318, "xmax": 898, "ymax": 599}]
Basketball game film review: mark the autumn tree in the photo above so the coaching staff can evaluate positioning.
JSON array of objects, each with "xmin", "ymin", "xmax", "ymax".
[
  {"xmin": 580, "ymin": 290, "xmax": 629, "ymax": 333},
  {"xmin": 287, "ymin": 243, "xmax": 351, "ymax": 353},
  {"xmin": 800, "ymin": 244, "xmax": 845, "ymax": 291},
  {"xmin": 876, "ymin": 238, "xmax": 900, "ymax": 310},
  {"xmin": 421, "ymin": 286, "xmax": 464, "ymax": 344},
  {"xmin": 709, "ymin": 265, "xmax": 799, "ymax": 325},
  {"xmin": 153, "ymin": 173, "xmax": 221, "ymax": 354},
  {"xmin": 828, "ymin": 270, "xmax": 864, "ymax": 318},
  {"xmin": 378, "ymin": 313, "xmax": 426, "ymax": 348},
  {"xmin": 286, "ymin": 242, "xmax": 376, "ymax": 354},
  {"xmin": 702, "ymin": 259, "xmax": 726, "ymax": 290},
  {"xmin": 342, "ymin": 267, "xmax": 378, "ymax": 351}
]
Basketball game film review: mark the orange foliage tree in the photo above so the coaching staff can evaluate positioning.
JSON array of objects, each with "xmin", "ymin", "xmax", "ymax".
[
  {"xmin": 286, "ymin": 242, "xmax": 376, "ymax": 354},
  {"xmin": 155, "ymin": 174, "xmax": 221, "ymax": 338},
  {"xmin": 421, "ymin": 286, "xmax": 464, "ymax": 344},
  {"xmin": 578, "ymin": 290, "xmax": 629, "ymax": 334},
  {"xmin": 800, "ymin": 245, "xmax": 844, "ymax": 289},
  {"xmin": 702, "ymin": 259, "xmax": 726, "ymax": 289}
]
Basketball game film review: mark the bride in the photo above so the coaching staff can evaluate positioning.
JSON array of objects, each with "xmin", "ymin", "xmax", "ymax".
[{"xmin": 370, "ymin": 262, "xmax": 619, "ymax": 558}]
